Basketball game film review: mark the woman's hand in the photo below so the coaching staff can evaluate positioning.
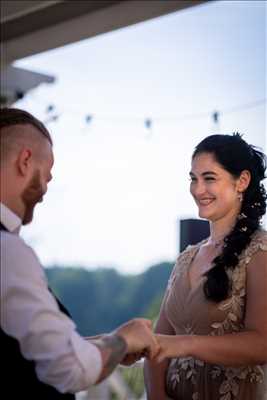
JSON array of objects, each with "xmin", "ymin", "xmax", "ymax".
[{"xmin": 155, "ymin": 334, "xmax": 193, "ymax": 363}]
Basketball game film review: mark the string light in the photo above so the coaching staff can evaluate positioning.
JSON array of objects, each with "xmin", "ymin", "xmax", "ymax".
[{"xmin": 36, "ymin": 97, "xmax": 266, "ymax": 129}]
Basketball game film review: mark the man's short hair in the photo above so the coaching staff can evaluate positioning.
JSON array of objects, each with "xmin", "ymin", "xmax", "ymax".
[{"xmin": 0, "ymin": 108, "xmax": 53, "ymax": 145}]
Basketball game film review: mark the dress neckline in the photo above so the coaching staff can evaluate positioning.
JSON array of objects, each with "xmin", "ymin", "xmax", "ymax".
[{"xmin": 185, "ymin": 240, "xmax": 212, "ymax": 293}]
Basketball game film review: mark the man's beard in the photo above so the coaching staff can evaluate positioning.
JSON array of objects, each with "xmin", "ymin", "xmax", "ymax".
[{"xmin": 21, "ymin": 170, "xmax": 44, "ymax": 225}]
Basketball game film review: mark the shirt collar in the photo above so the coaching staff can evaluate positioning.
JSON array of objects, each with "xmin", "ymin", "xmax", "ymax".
[{"xmin": 0, "ymin": 203, "xmax": 22, "ymax": 234}]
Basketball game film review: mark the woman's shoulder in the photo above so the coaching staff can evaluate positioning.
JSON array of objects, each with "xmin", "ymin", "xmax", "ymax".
[
  {"xmin": 241, "ymin": 228, "xmax": 267, "ymax": 265},
  {"xmin": 250, "ymin": 228, "xmax": 267, "ymax": 249},
  {"xmin": 174, "ymin": 238, "xmax": 207, "ymax": 267},
  {"xmin": 178, "ymin": 239, "xmax": 204, "ymax": 257}
]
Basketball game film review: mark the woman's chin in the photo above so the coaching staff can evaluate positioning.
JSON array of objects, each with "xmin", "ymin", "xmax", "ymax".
[{"xmin": 198, "ymin": 209, "xmax": 213, "ymax": 220}]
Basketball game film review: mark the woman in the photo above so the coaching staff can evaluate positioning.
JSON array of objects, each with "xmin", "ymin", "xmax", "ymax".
[{"xmin": 144, "ymin": 133, "xmax": 267, "ymax": 400}]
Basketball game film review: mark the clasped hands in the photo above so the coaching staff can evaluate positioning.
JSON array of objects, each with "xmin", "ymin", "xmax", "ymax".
[
  {"xmin": 117, "ymin": 318, "xmax": 187, "ymax": 366},
  {"xmin": 86, "ymin": 318, "xmax": 188, "ymax": 366}
]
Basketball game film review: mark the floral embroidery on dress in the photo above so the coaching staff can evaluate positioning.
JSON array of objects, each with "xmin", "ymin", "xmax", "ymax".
[
  {"xmin": 210, "ymin": 365, "xmax": 264, "ymax": 400},
  {"xmin": 211, "ymin": 286, "xmax": 246, "ymax": 335},
  {"xmin": 219, "ymin": 374, "xmax": 239, "ymax": 400},
  {"xmin": 170, "ymin": 356, "xmax": 205, "ymax": 389}
]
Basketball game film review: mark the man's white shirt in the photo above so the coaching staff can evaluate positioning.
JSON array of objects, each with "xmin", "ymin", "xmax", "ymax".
[{"xmin": 0, "ymin": 202, "xmax": 102, "ymax": 393}]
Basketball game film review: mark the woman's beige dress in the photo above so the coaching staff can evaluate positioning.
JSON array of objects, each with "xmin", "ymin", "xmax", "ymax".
[{"xmin": 163, "ymin": 229, "xmax": 267, "ymax": 400}]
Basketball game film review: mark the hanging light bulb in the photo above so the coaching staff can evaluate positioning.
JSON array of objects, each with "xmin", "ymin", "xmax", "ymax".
[
  {"xmin": 212, "ymin": 110, "xmax": 219, "ymax": 124},
  {"xmin": 46, "ymin": 104, "xmax": 55, "ymax": 113},
  {"xmin": 144, "ymin": 118, "xmax": 152, "ymax": 129},
  {"xmin": 85, "ymin": 114, "xmax": 93, "ymax": 124}
]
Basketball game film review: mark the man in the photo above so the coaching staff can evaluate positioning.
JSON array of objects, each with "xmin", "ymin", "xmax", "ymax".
[{"xmin": 0, "ymin": 108, "xmax": 159, "ymax": 398}]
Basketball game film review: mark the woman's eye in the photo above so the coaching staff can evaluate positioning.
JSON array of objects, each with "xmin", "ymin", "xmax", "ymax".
[{"xmin": 205, "ymin": 177, "xmax": 215, "ymax": 181}]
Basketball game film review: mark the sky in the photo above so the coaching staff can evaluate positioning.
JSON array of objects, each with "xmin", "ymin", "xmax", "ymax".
[{"xmin": 14, "ymin": 0, "xmax": 266, "ymax": 274}]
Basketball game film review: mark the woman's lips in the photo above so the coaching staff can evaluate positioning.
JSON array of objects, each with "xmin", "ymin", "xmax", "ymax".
[{"xmin": 197, "ymin": 198, "xmax": 215, "ymax": 206}]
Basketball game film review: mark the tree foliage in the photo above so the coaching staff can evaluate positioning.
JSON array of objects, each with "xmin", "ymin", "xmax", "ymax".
[{"xmin": 45, "ymin": 262, "xmax": 173, "ymax": 335}]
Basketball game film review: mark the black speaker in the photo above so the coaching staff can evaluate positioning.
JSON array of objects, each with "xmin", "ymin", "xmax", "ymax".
[{"xmin": 179, "ymin": 218, "xmax": 210, "ymax": 252}]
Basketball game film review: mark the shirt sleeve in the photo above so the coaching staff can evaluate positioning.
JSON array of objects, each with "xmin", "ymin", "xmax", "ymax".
[{"xmin": 0, "ymin": 232, "xmax": 102, "ymax": 394}]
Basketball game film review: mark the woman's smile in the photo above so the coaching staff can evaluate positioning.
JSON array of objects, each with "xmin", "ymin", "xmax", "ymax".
[{"xmin": 196, "ymin": 197, "xmax": 216, "ymax": 207}]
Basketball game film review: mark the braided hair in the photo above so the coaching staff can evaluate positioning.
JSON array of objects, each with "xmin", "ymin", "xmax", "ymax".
[{"xmin": 192, "ymin": 133, "xmax": 267, "ymax": 302}]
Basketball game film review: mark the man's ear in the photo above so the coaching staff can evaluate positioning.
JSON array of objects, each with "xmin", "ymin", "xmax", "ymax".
[
  {"xmin": 237, "ymin": 170, "xmax": 251, "ymax": 193},
  {"xmin": 16, "ymin": 148, "xmax": 33, "ymax": 177}
]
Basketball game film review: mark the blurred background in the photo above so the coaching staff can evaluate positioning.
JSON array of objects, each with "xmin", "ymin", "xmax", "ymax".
[{"xmin": 1, "ymin": 0, "xmax": 266, "ymax": 398}]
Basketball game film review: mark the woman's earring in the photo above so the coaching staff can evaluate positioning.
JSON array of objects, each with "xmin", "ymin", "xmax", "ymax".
[{"xmin": 237, "ymin": 192, "xmax": 243, "ymax": 203}]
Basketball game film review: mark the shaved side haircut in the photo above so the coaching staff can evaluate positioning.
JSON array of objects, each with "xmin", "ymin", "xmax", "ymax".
[{"xmin": 0, "ymin": 108, "xmax": 53, "ymax": 165}]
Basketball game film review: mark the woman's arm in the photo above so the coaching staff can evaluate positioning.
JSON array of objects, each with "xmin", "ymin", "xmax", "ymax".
[
  {"xmin": 144, "ymin": 303, "xmax": 175, "ymax": 400},
  {"xmin": 156, "ymin": 250, "xmax": 267, "ymax": 367}
]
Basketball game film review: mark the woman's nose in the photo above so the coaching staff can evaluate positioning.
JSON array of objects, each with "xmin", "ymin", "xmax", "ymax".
[{"xmin": 192, "ymin": 181, "xmax": 206, "ymax": 197}]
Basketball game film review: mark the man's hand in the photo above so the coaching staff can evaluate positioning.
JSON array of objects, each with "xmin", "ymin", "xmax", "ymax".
[
  {"xmin": 115, "ymin": 318, "xmax": 160, "ymax": 360},
  {"xmin": 120, "ymin": 352, "xmax": 143, "ymax": 366},
  {"xmin": 89, "ymin": 318, "xmax": 159, "ymax": 382}
]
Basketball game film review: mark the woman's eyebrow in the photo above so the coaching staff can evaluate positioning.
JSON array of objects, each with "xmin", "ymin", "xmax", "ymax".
[
  {"xmin": 189, "ymin": 171, "xmax": 218, "ymax": 177},
  {"xmin": 202, "ymin": 171, "xmax": 218, "ymax": 176}
]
